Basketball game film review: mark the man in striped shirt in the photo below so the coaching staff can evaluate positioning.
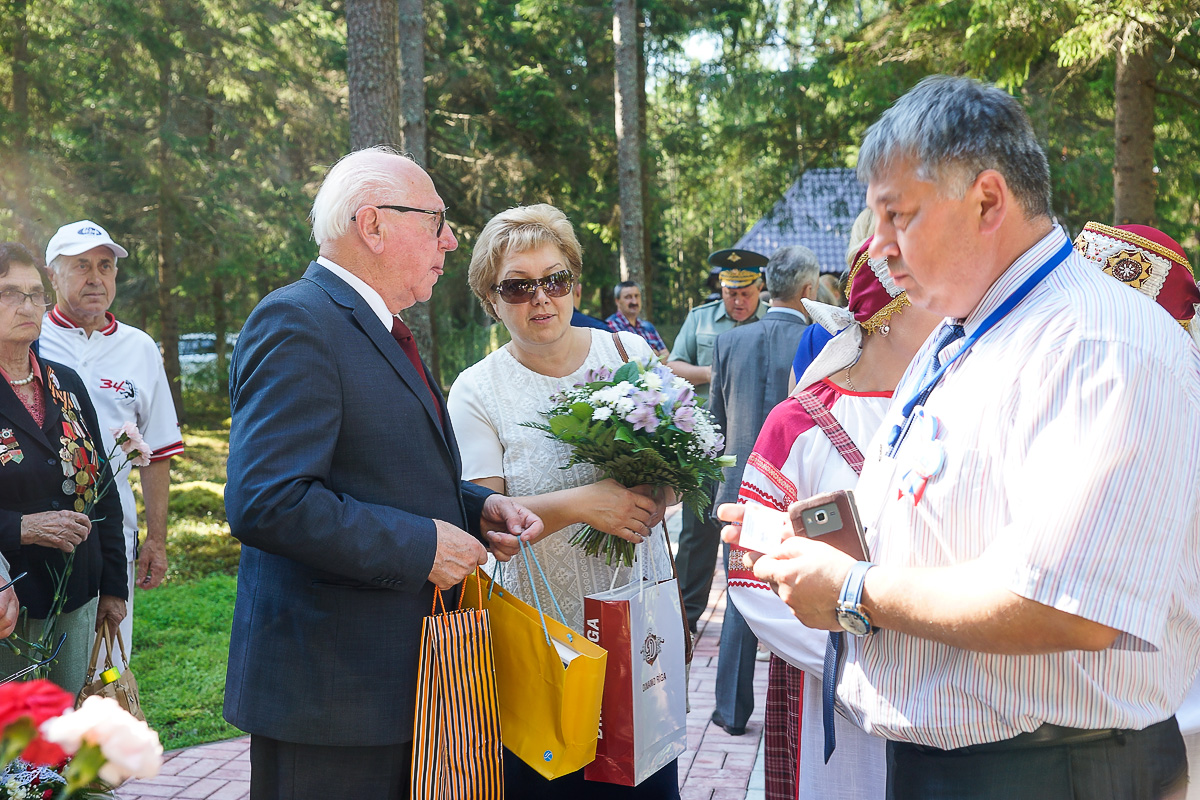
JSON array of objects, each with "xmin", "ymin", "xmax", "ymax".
[{"xmin": 725, "ymin": 76, "xmax": 1199, "ymax": 798}]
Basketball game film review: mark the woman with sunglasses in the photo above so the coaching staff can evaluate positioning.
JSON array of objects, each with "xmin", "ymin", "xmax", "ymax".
[
  {"xmin": 0, "ymin": 242, "xmax": 126, "ymax": 691},
  {"xmin": 447, "ymin": 204, "xmax": 680, "ymax": 799}
]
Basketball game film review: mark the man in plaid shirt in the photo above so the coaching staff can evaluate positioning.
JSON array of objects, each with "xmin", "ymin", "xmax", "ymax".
[{"xmin": 606, "ymin": 281, "xmax": 668, "ymax": 357}]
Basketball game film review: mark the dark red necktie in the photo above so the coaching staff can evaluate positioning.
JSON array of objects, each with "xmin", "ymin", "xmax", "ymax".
[{"xmin": 390, "ymin": 316, "xmax": 442, "ymax": 426}]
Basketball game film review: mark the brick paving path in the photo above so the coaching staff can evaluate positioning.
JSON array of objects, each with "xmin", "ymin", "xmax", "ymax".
[{"xmin": 118, "ymin": 507, "xmax": 769, "ymax": 799}]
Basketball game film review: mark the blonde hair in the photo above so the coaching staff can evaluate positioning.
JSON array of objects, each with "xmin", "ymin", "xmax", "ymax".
[
  {"xmin": 468, "ymin": 204, "xmax": 584, "ymax": 321},
  {"xmin": 844, "ymin": 208, "xmax": 876, "ymax": 270}
]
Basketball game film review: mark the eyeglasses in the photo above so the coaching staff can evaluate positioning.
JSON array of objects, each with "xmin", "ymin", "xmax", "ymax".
[
  {"xmin": 0, "ymin": 290, "xmax": 52, "ymax": 309},
  {"xmin": 351, "ymin": 205, "xmax": 448, "ymax": 237},
  {"xmin": 491, "ymin": 270, "xmax": 574, "ymax": 304}
]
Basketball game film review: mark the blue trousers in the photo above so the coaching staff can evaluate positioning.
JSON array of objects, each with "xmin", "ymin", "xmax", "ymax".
[{"xmin": 713, "ymin": 542, "xmax": 758, "ymax": 730}]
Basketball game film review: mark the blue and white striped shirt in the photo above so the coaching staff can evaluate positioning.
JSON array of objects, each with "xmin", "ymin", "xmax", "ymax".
[{"xmin": 843, "ymin": 226, "xmax": 1200, "ymax": 749}]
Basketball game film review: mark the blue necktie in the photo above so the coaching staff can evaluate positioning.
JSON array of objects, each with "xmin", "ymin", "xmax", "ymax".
[
  {"xmin": 821, "ymin": 324, "xmax": 967, "ymax": 763},
  {"xmin": 929, "ymin": 323, "xmax": 966, "ymax": 373},
  {"xmin": 822, "ymin": 631, "xmax": 841, "ymax": 763}
]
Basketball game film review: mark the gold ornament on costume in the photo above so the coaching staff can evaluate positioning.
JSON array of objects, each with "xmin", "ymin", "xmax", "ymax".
[{"xmin": 1105, "ymin": 250, "xmax": 1155, "ymax": 289}]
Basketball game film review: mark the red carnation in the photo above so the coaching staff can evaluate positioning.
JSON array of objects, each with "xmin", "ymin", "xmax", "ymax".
[{"xmin": 0, "ymin": 679, "xmax": 73, "ymax": 765}]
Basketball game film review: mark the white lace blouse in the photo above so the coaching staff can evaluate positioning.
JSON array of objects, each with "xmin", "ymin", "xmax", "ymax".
[{"xmin": 447, "ymin": 328, "xmax": 674, "ymax": 632}]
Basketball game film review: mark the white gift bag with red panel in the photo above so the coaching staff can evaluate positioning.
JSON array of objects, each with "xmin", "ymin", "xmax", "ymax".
[{"xmin": 583, "ymin": 573, "xmax": 687, "ymax": 786}]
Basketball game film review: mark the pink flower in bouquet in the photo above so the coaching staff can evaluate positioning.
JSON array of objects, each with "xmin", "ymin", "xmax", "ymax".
[
  {"xmin": 110, "ymin": 423, "xmax": 151, "ymax": 467},
  {"xmin": 672, "ymin": 406, "xmax": 696, "ymax": 432},
  {"xmin": 625, "ymin": 404, "xmax": 660, "ymax": 433},
  {"xmin": 41, "ymin": 696, "xmax": 162, "ymax": 784},
  {"xmin": 0, "ymin": 679, "xmax": 73, "ymax": 765}
]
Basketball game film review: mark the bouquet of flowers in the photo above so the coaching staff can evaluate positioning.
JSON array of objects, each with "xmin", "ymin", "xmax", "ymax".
[
  {"xmin": 0, "ymin": 679, "xmax": 161, "ymax": 797},
  {"xmin": 4, "ymin": 424, "xmax": 151, "ymax": 680},
  {"xmin": 527, "ymin": 358, "xmax": 735, "ymax": 567}
]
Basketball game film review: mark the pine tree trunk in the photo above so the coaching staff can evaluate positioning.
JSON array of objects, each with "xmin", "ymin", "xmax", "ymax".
[
  {"xmin": 11, "ymin": 0, "xmax": 28, "ymax": 151},
  {"xmin": 396, "ymin": 0, "xmax": 438, "ymax": 383},
  {"xmin": 398, "ymin": 0, "xmax": 427, "ymax": 165},
  {"xmin": 637, "ymin": 9, "xmax": 653, "ymax": 319},
  {"xmin": 346, "ymin": 0, "xmax": 400, "ymax": 150},
  {"xmin": 1113, "ymin": 23, "xmax": 1158, "ymax": 225},
  {"xmin": 5, "ymin": 0, "xmax": 34, "ymax": 247},
  {"xmin": 346, "ymin": 0, "xmax": 438, "ymax": 382},
  {"xmin": 155, "ymin": 53, "xmax": 184, "ymax": 421},
  {"xmin": 613, "ymin": 0, "xmax": 646, "ymax": 290}
]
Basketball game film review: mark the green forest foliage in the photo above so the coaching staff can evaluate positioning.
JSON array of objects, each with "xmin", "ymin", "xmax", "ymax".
[{"xmin": 1, "ymin": 0, "xmax": 1197, "ymax": 403}]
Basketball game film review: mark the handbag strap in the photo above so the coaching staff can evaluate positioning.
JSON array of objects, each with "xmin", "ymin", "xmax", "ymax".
[
  {"xmin": 794, "ymin": 388, "xmax": 865, "ymax": 476},
  {"xmin": 664, "ymin": 532, "xmax": 695, "ymax": 665},
  {"xmin": 612, "ymin": 331, "xmax": 630, "ymax": 363},
  {"xmin": 85, "ymin": 625, "xmax": 117, "ymax": 682},
  {"xmin": 111, "ymin": 625, "xmax": 129, "ymax": 666},
  {"xmin": 614, "ymin": 335, "xmax": 691, "ymax": 662},
  {"xmin": 516, "ymin": 539, "xmax": 574, "ymax": 647}
]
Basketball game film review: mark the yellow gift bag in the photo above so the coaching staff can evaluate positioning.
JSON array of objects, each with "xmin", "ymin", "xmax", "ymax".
[{"xmin": 462, "ymin": 544, "xmax": 608, "ymax": 781}]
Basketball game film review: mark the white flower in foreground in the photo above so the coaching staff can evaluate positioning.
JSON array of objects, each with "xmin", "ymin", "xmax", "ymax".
[
  {"xmin": 640, "ymin": 372, "xmax": 663, "ymax": 391},
  {"xmin": 41, "ymin": 696, "xmax": 162, "ymax": 784},
  {"xmin": 592, "ymin": 407, "xmax": 613, "ymax": 421}
]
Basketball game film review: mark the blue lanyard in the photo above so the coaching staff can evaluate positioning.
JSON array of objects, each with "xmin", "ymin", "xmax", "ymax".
[{"xmin": 886, "ymin": 238, "xmax": 1073, "ymax": 457}]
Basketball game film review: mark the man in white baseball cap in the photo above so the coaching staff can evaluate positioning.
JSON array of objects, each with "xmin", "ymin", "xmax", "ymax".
[
  {"xmin": 44, "ymin": 220, "xmax": 130, "ymax": 266},
  {"xmin": 39, "ymin": 220, "xmax": 182, "ymax": 672}
]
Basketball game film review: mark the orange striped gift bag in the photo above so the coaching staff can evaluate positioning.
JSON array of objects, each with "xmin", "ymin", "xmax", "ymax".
[{"xmin": 410, "ymin": 576, "xmax": 504, "ymax": 800}]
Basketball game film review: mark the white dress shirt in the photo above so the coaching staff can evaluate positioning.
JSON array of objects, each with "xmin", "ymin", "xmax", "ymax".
[
  {"xmin": 316, "ymin": 256, "xmax": 394, "ymax": 330},
  {"xmin": 842, "ymin": 226, "xmax": 1200, "ymax": 749}
]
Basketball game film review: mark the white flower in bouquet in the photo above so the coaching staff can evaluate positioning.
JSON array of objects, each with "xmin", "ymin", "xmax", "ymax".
[{"xmin": 41, "ymin": 696, "xmax": 162, "ymax": 785}]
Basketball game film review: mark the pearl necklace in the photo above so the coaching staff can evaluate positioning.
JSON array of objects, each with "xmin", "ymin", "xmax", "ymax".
[
  {"xmin": 844, "ymin": 365, "xmax": 856, "ymax": 392},
  {"xmin": 7, "ymin": 362, "xmax": 35, "ymax": 387}
]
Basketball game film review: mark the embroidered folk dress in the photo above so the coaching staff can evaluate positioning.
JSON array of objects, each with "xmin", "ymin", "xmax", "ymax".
[
  {"xmin": 731, "ymin": 334, "xmax": 888, "ymax": 800},
  {"xmin": 447, "ymin": 328, "xmax": 674, "ymax": 633}
]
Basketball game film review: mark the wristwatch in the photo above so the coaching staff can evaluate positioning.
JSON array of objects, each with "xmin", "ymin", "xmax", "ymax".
[{"xmin": 836, "ymin": 561, "xmax": 876, "ymax": 636}]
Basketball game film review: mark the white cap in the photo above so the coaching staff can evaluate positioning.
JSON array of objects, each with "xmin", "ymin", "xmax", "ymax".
[{"xmin": 45, "ymin": 220, "xmax": 129, "ymax": 266}]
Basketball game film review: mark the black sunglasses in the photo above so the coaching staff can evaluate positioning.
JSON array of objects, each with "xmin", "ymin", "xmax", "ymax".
[
  {"xmin": 351, "ymin": 205, "xmax": 447, "ymax": 237},
  {"xmin": 491, "ymin": 269, "xmax": 574, "ymax": 304}
]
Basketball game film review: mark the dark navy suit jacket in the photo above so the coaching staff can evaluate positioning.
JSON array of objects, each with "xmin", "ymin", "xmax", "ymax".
[
  {"xmin": 709, "ymin": 309, "xmax": 811, "ymax": 509},
  {"xmin": 222, "ymin": 263, "xmax": 492, "ymax": 746}
]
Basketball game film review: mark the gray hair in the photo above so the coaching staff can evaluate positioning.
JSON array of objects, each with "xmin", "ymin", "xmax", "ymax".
[
  {"xmin": 857, "ymin": 75, "xmax": 1051, "ymax": 219},
  {"xmin": 765, "ymin": 246, "xmax": 820, "ymax": 301},
  {"xmin": 613, "ymin": 280, "xmax": 640, "ymax": 300},
  {"xmin": 309, "ymin": 146, "xmax": 417, "ymax": 245}
]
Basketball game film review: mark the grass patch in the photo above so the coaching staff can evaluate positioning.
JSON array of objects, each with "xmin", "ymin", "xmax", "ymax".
[
  {"xmin": 131, "ymin": 574, "xmax": 243, "ymax": 750},
  {"xmin": 127, "ymin": 424, "xmax": 245, "ymax": 750},
  {"xmin": 165, "ymin": 518, "xmax": 241, "ymax": 583},
  {"xmin": 170, "ymin": 428, "xmax": 231, "ymax": 485}
]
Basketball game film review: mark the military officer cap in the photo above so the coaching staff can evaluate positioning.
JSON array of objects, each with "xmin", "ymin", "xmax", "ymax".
[{"xmin": 708, "ymin": 248, "xmax": 767, "ymax": 288}]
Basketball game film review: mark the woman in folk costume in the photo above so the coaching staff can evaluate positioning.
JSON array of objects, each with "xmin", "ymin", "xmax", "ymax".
[
  {"xmin": 1073, "ymin": 221, "xmax": 1200, "ymax": 800},
  {"xmin": 728, "ymin": 238, "xmax": 939, "ymax": 800}
]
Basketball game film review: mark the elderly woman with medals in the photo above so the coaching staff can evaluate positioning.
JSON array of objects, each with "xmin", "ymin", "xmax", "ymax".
[
  {"xmin": 0, "ymin": 242, "xmax": 126, "ymax": 693},
  {"xmin": 722, "ymin": 237, "xmax": 940, "ymax": 800}
]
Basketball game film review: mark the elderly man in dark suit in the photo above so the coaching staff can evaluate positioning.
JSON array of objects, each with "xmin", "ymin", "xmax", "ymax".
[
  {"xmin": 223, "ymin": 147, "xmax": 542, "ymax": 799},
  {"xmin": 707, "ymin": 245, "xmax": 819, "ymax": 736}
]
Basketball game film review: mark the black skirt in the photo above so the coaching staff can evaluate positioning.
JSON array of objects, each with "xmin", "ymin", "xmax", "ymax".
[{"xmin": 502, "ymin": 747, "xmax": 680, "ymax": 800}]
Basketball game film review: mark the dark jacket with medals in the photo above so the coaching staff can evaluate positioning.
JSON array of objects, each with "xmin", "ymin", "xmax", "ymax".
[{"xmin": 0, "ymin": 357, "xmax": 127, "ymax": 617}]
